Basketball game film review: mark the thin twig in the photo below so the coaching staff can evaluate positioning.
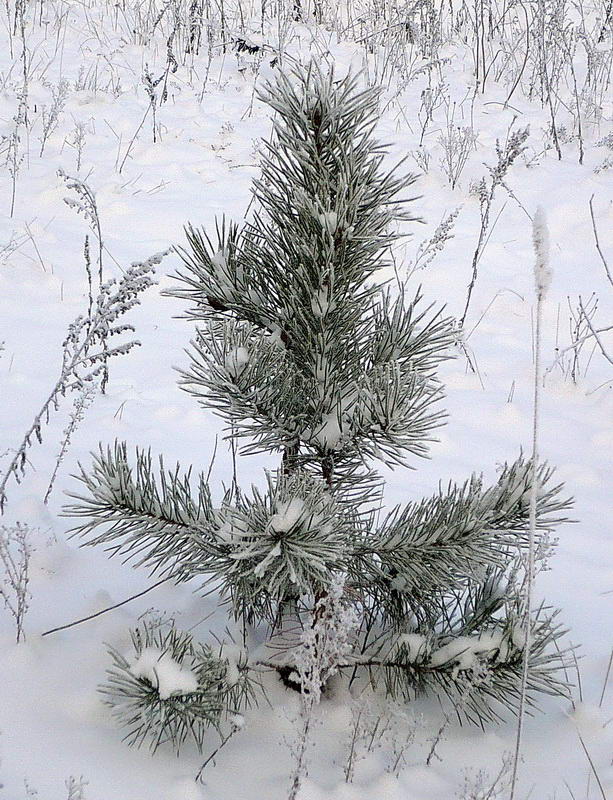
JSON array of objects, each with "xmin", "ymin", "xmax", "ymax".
[
  {"xmin": 575, "ymin": 728, "xmax": 608, "ymax": 800},
  {"xmin": 118, "ymin": 103, "xmax": 151, "ymax": 174},
  {"xmin": 563, "ymin": 779, "xmax": 578, "ymax": 800},
  {"xmin": 41, "ymin": 576, "xmax": 172, "ymax": 637},
  {"xmin": 599, "ymin": 647, "xmax": 612, "ymax": 708},
  {"xmin": 589, "ymin": 195, "xmax": 613, "ymax": 288},
  {"xmin": 195, "ymin": 726, "xmax": 239, "ymax": 782},
  {"xmin": 579, "ymin": 300, "xmax": 613, "ymax": 366}
]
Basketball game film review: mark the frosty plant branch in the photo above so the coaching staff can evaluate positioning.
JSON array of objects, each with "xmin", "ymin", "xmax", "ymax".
[
  {"xmin": 288, "ymin": 577, "xmax": 359, "ymax": 799},
  {"xmin": 64, "ymin": 66, "xmax": 573, "ymax": 768},
  {"xmin": 0, "ymin": 254, "xmax": 165, "ymax": 512},
  {"xmin": 59, "ymin": 170, "xmax": 104, "ymax": 291},
  {"xmin": 40, "ymin": 80, "xmax": 69, "ymax": 157},
  {"xmin": 509, "ymin": 207, "xmax": 552, "ymax": 800},
  {"xmin": 460, "ymin": 124, "xmax": 529, "ymax": 329},
  {"xmin": 44, "ymin": 385, "xmax": 97, "ymax": 504},
  {"xmin": 118, "ymin": 40, "xmax": 179, "ymax": 171},
  {"xmin": 0, "ymin": 522, "xmax": 32, "ymax": 642},
  {"xmin": 4, "ymin": 87, "xmax": 28, "ymax": 218}
]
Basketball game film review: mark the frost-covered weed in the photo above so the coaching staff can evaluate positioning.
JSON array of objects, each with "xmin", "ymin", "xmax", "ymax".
[
  {"xmin": 460, "ymin": 125, "xmax": 530, "ymax": 328},
  {"xmin": 410, "ymin": 145, "xmax": 431, "ymax": 174},
  {"xmin": 289, "ymin": 577, "xmax": 359, "ymax": 799},
  {"xmin": 0, "ymin": 254, "xmax": 163, "ymax": 511},
  {"xmin": 0, "ymin": 522, "xmax": 33, "ymax": 642},
  {"xmin": 457, "ymin": 753, "xmax": 513, "ymax": 799},
  {"xmin": 407, "ymin": 206, "xmax": 461, "ymax": 278},
  {"xmin": 344, "ymin": 696, "xmax": 422, "ymax": 782},
  {"xmin": 0, "ymin": 229, "xmax": 29, "ymax": 264},
  {"xmin": 44, "ymin": 384, "xmax": 98, "ymax": 504},
  {"xmin": 3, "ymin": 87, "xmax": 28, "ymax": 217},
  {"xmin": 59, "ymin": 170, "xmax": 104, "ymax": 286},
  {"xmin": 66, "ymin": 121, "xmax": 87, "ymax": 172},
  {"xmin": 39, "ymin": 80, "xmax": 69, "ymax": 157},
  {"xmin": 438, "ymin": 102, "xmax": 478, "ymax": 190},
  {"xmin": 17, "ymin": 776, "xmax": 88, "ymax": 799},
  {"xmin": 65, "ymin": 776, "xmax": 88, "ymax": 800},
  {"xmin": 594, "ymin": 132, "xmax": 613, "ymax": 173}
]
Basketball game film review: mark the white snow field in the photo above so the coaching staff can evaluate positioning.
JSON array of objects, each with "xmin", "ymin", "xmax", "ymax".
[{"xmin": 0, "ymin": 1, "xmax": 612, "ymax": 798}]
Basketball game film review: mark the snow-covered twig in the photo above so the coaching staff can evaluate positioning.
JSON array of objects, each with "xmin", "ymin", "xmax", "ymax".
[
  {"xmin": 39, "ymin": 80, "xmax": 69, "ymax": 157},
  {"xmin": 288, "ymin": 578, "xmax": 358, "ymax": 800},
  {"xmin": 44, "ymin": 384, "xmax": 97, "ymax": 504},
  {"xmin": 59, "ymin": 170, "xmax": 104, "ymax": 287},
  {"xmin": 65, "ymin": 776, "xmax": 88, "ymax": 800}
]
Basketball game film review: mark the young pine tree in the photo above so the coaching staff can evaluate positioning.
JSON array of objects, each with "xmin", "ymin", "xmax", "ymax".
[{"xmin": 65, "ymin": 66, "xmax": 571, "ymax": 754}]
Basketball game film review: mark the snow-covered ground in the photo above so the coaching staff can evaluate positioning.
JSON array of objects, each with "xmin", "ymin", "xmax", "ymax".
[{"xmin": 1, "ymin": 2, "xmax": 612, "ymax": 798}]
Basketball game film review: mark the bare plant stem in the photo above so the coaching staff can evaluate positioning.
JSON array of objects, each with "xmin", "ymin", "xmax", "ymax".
[
  {"xmin": 576, "ymin": 729, "xmax": 608, "ymax": 800},
  {"xmin": 539, "ymin": 0, "xmax": 562, "ymax": 160},
  {"xmin": 589, "ymin": 195, "xmax": 613, "ymax": 288},
  {"xmin": 195, "ymin": 725, "xmax": 239, "ymax": 782},
  {"xmin": 118, "ymin": 104, "xmax": 151, "ymax": 174},
  {"xmin": 41, "ymin": 576, "xmax": 172, "ymax": 637},
  {"xmin": 599, "ymin": 648, "xmax": 612, "ymax": 708},
  {"xmin": 509, "ymin": 229, "xmax": 546, "ymax": 800},
  {"xmin": 579, "ymin": 299, "xmax": 613, "ymax": 367}
]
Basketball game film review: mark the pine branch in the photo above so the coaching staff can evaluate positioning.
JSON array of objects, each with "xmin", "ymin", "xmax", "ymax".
[
  {"xmin": 258, "ymin": 605, "xmax": 570, "ymax": 727},
  {"xmin": 101, "ymin": 621, "xmax": 255, "ymax": 753},
  {"xmin": 358, "ymin": 455, "xmax": 571, "ymax": 602},
  {"xmin": 179, "ymin": 471, "xmax": 352, "ymax": 619},
  {"xmin": 64, "ymin": 442, "xmax": 217, "ymax": 578}
]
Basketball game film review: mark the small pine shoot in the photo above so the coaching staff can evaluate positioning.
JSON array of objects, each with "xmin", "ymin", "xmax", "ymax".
[{"xmin": 64, "ymin": 65, "xmax": 572, "ymax": 757}]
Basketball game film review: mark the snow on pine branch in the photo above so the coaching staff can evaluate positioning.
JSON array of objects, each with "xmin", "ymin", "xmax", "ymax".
[
  {"xmin": 102, "ymin": 621, "xmax": 255, "ymax": 753},
  {"xmin": 130, "ymin": 647, "xmax": 199, "ymax": 699}
]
